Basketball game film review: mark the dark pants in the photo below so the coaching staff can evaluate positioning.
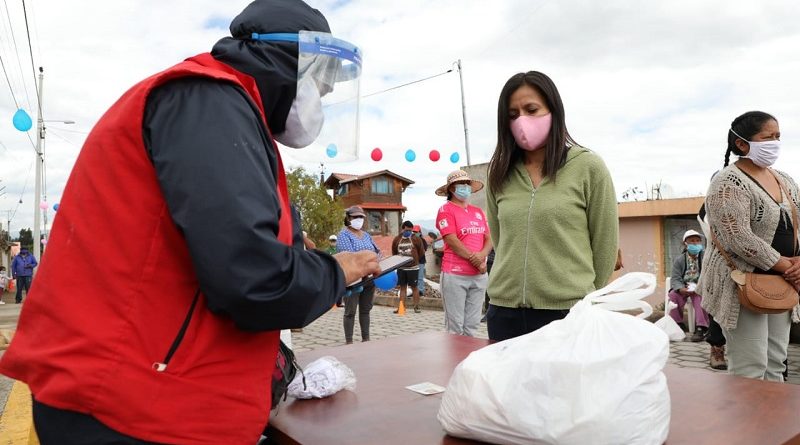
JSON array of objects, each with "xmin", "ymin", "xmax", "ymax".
[
  {"xmin": 486, "ymin": 305, "xmax": 568, "ymax": 342},
  {"xmin": 15, "ymin": 275, "xmax": 32, "ymax": 303},
  {"xmin": 343, "ymin": 283, "xmax": 375, "ymax": 342},
  {"xmin": 33, "ymin": 398, "xmax": 163, "ymax": 445},
  {"xmin": 706, "ymin": 315, "xmax": 726, "ymax": 347}
]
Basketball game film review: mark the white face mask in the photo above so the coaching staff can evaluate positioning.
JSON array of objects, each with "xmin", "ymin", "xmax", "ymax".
[
  {"xmin": 744, "ymin": 140, "xmax": 781, "ymax": 168},
  {"xmin": 731, "ymin": 128, "xmax": 781, "ymax": 168},
  {"xmin": 350, "ymin": 217, "xmax": 364, "ymax": 230},
  {"xmin": 274, "ymin": 77, "xmax": 324, "ymax": 148}
]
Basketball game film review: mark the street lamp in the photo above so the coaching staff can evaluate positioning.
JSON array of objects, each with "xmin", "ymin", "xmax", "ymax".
[{"xmin": 32, "ymin": 66, "xmax": 75, "ymax": 264}]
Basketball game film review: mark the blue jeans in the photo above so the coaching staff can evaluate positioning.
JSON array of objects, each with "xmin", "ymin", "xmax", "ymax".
[
  {"xmin": 417, "ymin": 263, "xmax": 426, "ymax": 295},
  {"xmin": 16, "ymin": 275, "xmax": 32, "ymax": 303}
]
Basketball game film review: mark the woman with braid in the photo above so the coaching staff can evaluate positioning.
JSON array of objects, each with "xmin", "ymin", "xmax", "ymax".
[{"xmin": 698, "ymin": 111, "xmax": 800, "ymax": 380}]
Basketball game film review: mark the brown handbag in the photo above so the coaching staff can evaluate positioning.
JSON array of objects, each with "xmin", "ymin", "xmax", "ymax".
[{"xmin": 708, "ymin": 169, "xmax": 800, "ymax": 314}]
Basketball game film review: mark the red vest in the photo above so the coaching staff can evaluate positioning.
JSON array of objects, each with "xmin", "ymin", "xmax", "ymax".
[{"xmin": 0, "ymin": 54, "xmax": 293, "ymax": 445}]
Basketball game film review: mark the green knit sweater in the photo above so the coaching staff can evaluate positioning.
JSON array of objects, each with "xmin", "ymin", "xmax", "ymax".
[{"xmin": 486, "ymin": 146, "xmax": 618, "ymax": 309}]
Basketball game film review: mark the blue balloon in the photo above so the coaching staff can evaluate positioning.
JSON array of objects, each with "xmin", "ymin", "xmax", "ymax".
[
  {"xmin": 13, "ymin": 109, "xmax": 32, "ymax": 132},
  {"xmin": 450, "ymin": 152, "xmax": 460, "ymax": 163},
  {"xmin": 404, "ymin": 149, "xmax": 416, "ymax": 162},
  {"xmin": 53, "ymin": 203, "xmax": 59, "ymax": 211},
  {"xmin": 374, "ymin": 270, "xmax": 398, "ymax": 291},
  {"xmin": 326, "ymin": 143, "xmax": 338, "ymax": 158}
]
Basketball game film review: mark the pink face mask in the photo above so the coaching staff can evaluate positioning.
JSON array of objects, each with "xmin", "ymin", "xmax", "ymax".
[{"xmin": 510, "ymin": 113, "xmax": 552, "ymax": 151}]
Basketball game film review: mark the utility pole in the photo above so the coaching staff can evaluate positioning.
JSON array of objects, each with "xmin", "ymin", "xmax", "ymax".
[
  {"xmin": 33, "ymin": 67, "xmax": 44, "ymax": 264},
  {"xmin": 456, "ymin": 59, "xmax": 471, "ymax": 166}
]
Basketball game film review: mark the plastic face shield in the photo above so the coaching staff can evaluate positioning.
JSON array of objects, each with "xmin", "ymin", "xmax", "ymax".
[{"xmin": 251, "ymin": 31, "xmax": 362, "ymax": 162}]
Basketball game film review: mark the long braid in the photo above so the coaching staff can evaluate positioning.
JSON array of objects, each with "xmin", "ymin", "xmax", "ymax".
[{"xmin": 723, "ymin": 147, "xmax": 732, "ymax": 167}]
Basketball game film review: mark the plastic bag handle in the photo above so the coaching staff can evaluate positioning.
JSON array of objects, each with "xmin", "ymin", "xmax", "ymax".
[{"xmin": 582, "ymin": 272, "xmax": 656, "ymax": 319}]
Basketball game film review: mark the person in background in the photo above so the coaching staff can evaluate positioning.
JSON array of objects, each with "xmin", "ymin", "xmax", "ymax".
[
  {"xmin": 337, "ymin": 206, "xmax": 381, "ymax": 344},
  {"xmin": 412, "ymin": 224, "xmax": 428, "ymax": 297},
  {"xmin": 485, "ymin": 71, "xmax": 618, "ymax": 342},
  {"xmin": 698, "ymin": 203, "xmax": 728, "ymax": 370},
  {"xmin": 0, "ymin": 266, "xmax": 10, "ymax": 304},
  {"xmin": 0, "ymin": 2, "xmax": 380, "ymax": 443},
  {"xmin": 11, "ymin": 247, "xmax": 37, "ymax": 304},
  {"xmin": 699, "ymin": 110, "xmax": 800, "ymax": 381},
  {"xmin": 669, "ymin": 230, "xmax": 710, "ymax": 342},
  {"xmin": 326, "ymin": 235, "xmax": 338, "ymax": 255},
  {"xmin": 392, "ymin": 221, "xmax": 425, "ymax": 313},
  {"xmin": 435, "ymin": 170, "xmax": 492, "ymax": 336}
]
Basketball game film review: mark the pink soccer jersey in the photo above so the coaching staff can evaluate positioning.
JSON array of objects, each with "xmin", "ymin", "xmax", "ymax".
[{"xmin": 436, "ymin": 201, "xmax": 489, "ymax": 275}]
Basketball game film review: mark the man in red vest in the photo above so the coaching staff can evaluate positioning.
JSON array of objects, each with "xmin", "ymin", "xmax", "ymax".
[{"xmin": 0, "ymin": 1, "xmax": 377, "ymax": 444}]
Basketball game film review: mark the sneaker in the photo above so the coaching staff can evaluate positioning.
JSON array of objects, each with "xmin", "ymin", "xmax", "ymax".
[
  {"xmin": 677, "ymin": 322, "xmax": 689, "ymax": 333},
  {"xmin": 690, "ymin": 327, "xmax": 708, "ymax": 342},
  {"xmin": 709, "ymin": 345, "xmax": 728, "ymax": 370},
  {"xmin": 414, "ymin": 306, "xmax": 421, "ymax": 313}
]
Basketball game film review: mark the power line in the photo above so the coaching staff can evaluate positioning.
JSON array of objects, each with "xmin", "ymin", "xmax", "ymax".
[
  {"xmin": 21, "ymin": 0, "xmax": 38, "ymax": 102},
  {"xmin": 2, "ymin": 0, "xmax": 34, "ymax": 111},
  {"xmin": 0, "ymin": 52, "xmax": 19, "ymax": 107},
  {"xmin": 362, "ymin": 69, "xmax": 454, "ymax": 99}
]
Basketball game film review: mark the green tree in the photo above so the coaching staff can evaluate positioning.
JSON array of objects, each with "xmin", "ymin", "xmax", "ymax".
[
  {"xmin": 286, "ymin": 167, "xmax": 343, "ymax": 246},
  {"xmin": 18, "ymin": 228, "xmax": 33, "ymax": 250}
]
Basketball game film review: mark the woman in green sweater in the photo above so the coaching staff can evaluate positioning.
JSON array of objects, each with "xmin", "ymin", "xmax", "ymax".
[{"xmin": 485, "ymin": 71, "xmax": 618, "ymax": 342}]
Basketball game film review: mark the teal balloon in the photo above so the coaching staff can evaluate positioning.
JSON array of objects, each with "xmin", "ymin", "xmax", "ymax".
[
  {"xmin": 53, "ymin": 203, "xmax": 59, "ymax": 211},
  {"xmin": 326, "ymin": 143, "xmax": 338, "ymax": 158},
  {"xmin": 12, "ymin": 109, "xmax": 32, "ymax": 132},
  {"xmin": 374, "ymin": 270, "xmax": 398, "ymax": 291},
  {"xmin": 404, "ymin": 149, "xmax": 416, "ymax": 162},
  {"xmin": 450, "ymin": 152, "xmax": 460, "ymax": 163}
]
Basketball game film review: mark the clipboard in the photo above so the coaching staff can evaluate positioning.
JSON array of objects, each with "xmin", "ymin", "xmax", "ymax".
[{"xmin": 346, "ymin": 255, "xmax": 414, "ymax": 290}]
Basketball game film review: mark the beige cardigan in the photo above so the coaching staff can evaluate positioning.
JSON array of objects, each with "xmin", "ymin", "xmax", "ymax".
[{"xmin": 698, "ymin": 165, "xmax": 800, "ymax": 330}]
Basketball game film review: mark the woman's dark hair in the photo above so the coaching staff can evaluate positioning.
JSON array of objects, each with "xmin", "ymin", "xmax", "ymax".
[
  {"xmin": 724, "ymin": 111, "xmax": 777, "ymax": 167},
  {"xmin": 487, "ymin": 71, "xmax": 577, "ymax": 194}
]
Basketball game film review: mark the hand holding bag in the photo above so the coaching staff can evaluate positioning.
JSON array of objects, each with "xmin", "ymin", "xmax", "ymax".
[{"xmin": 709, "ymin": 169, "xmax": 800, "ymax": 314}]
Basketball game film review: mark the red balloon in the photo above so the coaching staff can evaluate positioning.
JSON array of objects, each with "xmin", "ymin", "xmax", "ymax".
[
  {"xmin": 371, "ymin": 148, "xmax": 383, "ymax": 161},
  {"xmin": 429, "ymin": 150, "xmax": 440, "ymax": 162}
]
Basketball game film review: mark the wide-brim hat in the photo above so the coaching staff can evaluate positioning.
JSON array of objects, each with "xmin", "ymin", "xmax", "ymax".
[{"xmin": 435, "ymin": 170, "xmax": 484, "ymax": 197}]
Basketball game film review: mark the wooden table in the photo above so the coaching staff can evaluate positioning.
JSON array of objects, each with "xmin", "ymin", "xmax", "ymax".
[{"xmin": 267, "ymin": 332, "xmax": 800, "ymax": 445}]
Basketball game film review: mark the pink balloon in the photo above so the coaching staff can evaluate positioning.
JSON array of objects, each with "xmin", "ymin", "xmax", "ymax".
[
  {"xmin": 41, "ymin": 238, "xmax": 48, "ymax": 245},
  {"xmin": 429, "ymin": 150, "xmax": 440, "ymax": 162},
  {"xmin": 39, "ymin": 201, "xmax": 48, "ymax": 210},
  {"xmin": 371, "ymin": 148, "xmax": 383, "ymax": 161}
]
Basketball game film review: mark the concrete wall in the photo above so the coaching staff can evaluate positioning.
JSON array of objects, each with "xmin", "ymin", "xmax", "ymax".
[
  {"xmin": 462, "ymin": 162, "xmax": 489, "ymax": 213},
  {"xmin": 611, "ymin": 216, "xmax": 665, "ymax": 306}
]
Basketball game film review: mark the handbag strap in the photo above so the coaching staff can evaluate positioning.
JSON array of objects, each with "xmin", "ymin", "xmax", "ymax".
[{"xmin": 708, "ymin": 168, "xmax": 800, "ymax": 271}]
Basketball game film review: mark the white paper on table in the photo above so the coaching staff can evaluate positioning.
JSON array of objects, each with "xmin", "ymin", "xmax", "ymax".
[{"xmin": 406, "ymin": 382, "xmax": 446, "ymax": 395}]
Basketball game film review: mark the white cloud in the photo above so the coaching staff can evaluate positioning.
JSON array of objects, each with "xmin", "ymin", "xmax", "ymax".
[{"xmin": 2, "ymin": 0, "xmax": 800, "ymax": 234}]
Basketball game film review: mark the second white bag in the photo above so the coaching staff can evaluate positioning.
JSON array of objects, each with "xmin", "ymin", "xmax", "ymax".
[{"xmin": 438, "ymin": 273, "xmax": 671, "ymax": 445}]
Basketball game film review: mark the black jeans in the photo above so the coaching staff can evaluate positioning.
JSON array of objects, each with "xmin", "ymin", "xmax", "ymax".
[
  {"xmin": 15, "ymin": 275, "xmax": 32, "ymax": 303},
  {"xmin": 343, "ymin": 283, "xmax": 375, "ymax": 342},
  {"xmin": 486, "ymin": 305, "xmax": 569, "ymax": 342},
  {"xmin": 33, "ymin": 398, "xmax": 163, "ymax": 445},
  {"xmin": 705, "ymin": 315, "xmax": 726, "ymax": 347}
]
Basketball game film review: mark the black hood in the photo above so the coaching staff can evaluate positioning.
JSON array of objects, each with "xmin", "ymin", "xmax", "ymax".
[{"xmin": 211, "ymin": 0, "xmax": 330, "ymax": 134}]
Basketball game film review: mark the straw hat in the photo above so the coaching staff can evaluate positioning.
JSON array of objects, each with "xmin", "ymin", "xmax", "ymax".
[{"xmin": 435, "ymin": 170, "xmax": 484, "ymax": 197}]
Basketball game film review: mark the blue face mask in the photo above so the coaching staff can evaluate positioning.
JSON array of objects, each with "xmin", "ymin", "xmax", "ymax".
[
  {"xmin": 686, "ymin": 244, "xmax": 704, "ymax": 255},
  {"xmin": 402, "ymin": 230, "xmax": 413, "ymax": 238},
  {"xmin": 454, "ymin": 184, "xmax": 472, "ymax": 200}
]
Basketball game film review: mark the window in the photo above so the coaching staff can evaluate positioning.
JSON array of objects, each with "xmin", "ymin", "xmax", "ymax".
[
  {"xmin": 368, "ymin": 211, "xmax": 382, "ymax": 233},
  {"xmin": 371, "ymin": 177, "xmax": 393, "ymax": 194},
  {"xmin": 337, "ymin": 184, "xmax": 349, "ymax": 196}
]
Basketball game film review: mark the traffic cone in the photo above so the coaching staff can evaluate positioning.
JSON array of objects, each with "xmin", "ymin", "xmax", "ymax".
[{"xmin": 396, "ymin": 299, "xmax": 406, "ymax": 316}]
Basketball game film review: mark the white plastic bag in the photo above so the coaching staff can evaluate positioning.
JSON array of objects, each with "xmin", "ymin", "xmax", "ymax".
[
  {"xmin": 287, "ymin": 356, "xmax": 356, "ymax": 399},
  {"xmin": 438, "ymin": 273, "xmax": 670, "ymax": 445},
  {"xmin": 655, "ymin": 301, "xmax": 686, "ymax": 342}
]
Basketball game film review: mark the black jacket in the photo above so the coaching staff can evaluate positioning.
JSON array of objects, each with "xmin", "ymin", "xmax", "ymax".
[{"xmin": 142, "ymin": 0, "xmax": 343, "ymax": 331}]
